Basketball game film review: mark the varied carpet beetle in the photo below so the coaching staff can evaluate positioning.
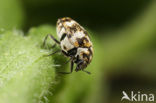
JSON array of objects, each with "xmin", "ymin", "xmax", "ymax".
[{"xmin": 43, "ymin": 17, "xmax": 93, "ymax": 74}]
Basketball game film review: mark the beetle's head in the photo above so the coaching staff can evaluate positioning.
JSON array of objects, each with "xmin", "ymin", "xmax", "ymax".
[{"xmin": 75, "ymin": 48, "xmax": 93, "ymax": 72}]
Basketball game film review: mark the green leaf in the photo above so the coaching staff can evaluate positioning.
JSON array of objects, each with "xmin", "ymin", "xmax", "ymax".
[{"xmin": 0, "ymin": 25, "xmax": 57, "ymax": 103}]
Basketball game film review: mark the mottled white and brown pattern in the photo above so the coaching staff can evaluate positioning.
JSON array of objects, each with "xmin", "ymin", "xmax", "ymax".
[{"xmin": 44, "ymin": 17, "xmax": 93, "ymax": 74}]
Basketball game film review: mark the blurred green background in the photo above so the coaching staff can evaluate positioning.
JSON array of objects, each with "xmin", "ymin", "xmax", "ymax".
[{"xmin": 0, "ymin": 0, "xmax": 156, "ymax": 103}]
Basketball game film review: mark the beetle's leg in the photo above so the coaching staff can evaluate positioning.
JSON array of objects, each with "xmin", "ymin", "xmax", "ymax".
[
  {"xmin": 43, "ymin": 34, "xmax": 60, "ymax": 48},
  {"xmin": 82, "ymin": 70, "xmax": 91, "ymax": 75},
  {"xmin": 70, "ymin": 61, "xmax": 74, "ymax": 73},
  {"xmin": 75, "ymin": 65, "xmax": 80, "ymax": 72},
  {"xmin": 43, "ymin": 50, "xmax": 61, "ymax": 57},
  {"xmin": 51, "ymin": 43, "xmax": 56, "ymax": 48},
  {"xmin": 64, "ymin": 57, "xmax": 73, "ymax": 64},
  {"xmin": 59, "ymin": 61, "xmax": 74, "ymax": 74}
]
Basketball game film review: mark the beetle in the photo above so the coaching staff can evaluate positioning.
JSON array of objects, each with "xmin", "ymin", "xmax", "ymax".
[{"xmin": 43, "ymin": 17, "xmax": 93, "ymax": 74}]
